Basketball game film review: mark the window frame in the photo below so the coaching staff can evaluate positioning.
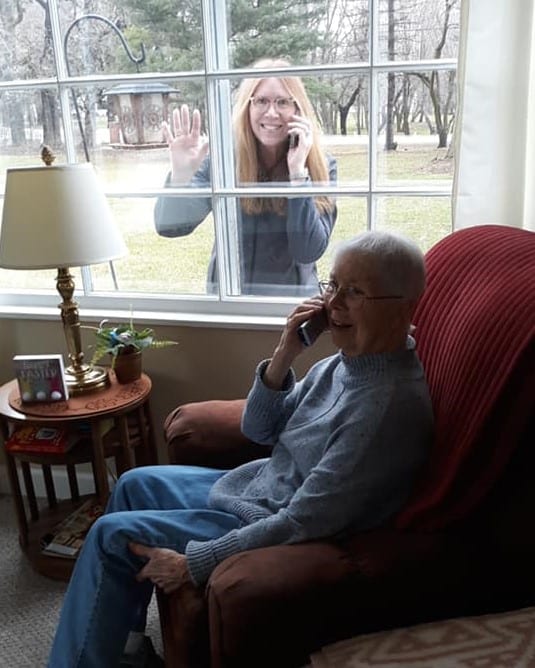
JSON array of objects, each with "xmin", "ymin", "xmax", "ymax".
[{"xmin": 0, "ymin": 0, "xmax": 457, "ymax": 325}]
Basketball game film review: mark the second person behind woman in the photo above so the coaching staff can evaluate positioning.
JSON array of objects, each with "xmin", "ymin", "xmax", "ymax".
[{"xmin": 154, "ymin": 58, "xmax": 337, "ymax": 297}]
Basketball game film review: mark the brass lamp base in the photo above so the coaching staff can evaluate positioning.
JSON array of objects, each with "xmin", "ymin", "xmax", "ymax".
[
  {"xmin": 54, "ymin": 267, "xmax": 112, "ymax": 397},
  {"xmin": 64, "ymin": 364, "xmax": 110, "ymax": 396}
]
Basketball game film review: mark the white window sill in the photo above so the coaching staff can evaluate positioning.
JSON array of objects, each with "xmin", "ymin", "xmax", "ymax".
[{"xmin": 0, "ymin": 305, "xmax": 286, "ymax": 331}]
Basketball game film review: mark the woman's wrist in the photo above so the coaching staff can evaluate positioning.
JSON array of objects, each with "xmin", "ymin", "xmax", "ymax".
[
  {"xmin": 168, "ymin": 164, "xmax": 195, "ymax": 186},
  {"xmin": 169, "ymin": 168, "xmax": 194, "ymax": 185},
  {"xmin": 289, "ymin": 167, "xmax": 310, "ymax": 182},
  {"xmin": 263, "ymin": 348, "xmax": 295, "ymax": 390}
]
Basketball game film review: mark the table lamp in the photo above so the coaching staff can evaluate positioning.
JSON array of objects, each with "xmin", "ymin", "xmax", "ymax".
[{"xmin": 0, "ymin": 148, "xmax": 128, "ymax": 395}]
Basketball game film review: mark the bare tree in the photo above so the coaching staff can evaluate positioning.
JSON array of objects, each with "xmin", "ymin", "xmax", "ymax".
[
  {"xmin": 414, "ymin": 0, "xmax": 459, "ymax": 148},
  {"xmin": 310, "ymin": 0, "xmax": 368, "ymax": 134},
  {"xmin": 0, "ymin": 0, "xmax": 119, "ymax": 150},
  {"xmin": 0, "ymin": 1, "xmax": 31, "ymax": 145},
  {"xmin": 378, "ymin": 0, "xmax": 458, "ymax": 148}
]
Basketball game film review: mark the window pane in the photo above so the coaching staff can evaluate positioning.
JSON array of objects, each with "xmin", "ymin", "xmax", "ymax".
[
  {"xmin": 0, "ymin": 88, "xmax": 69, "ymax": 295},
  {"xmin": 0, "ymin": 3, "xmax": 55, "ymax": 80},
  {"xmin": 378, "ymin": 0, "xmax": 460, "ymax": 62},
  {"xmin": 228, "ymin": 73, "xmax": 369, "ymax": 187},
  {"xmin": 226, "ymin": 0, "xmax": 370, "ymax": 67},
  {"xmin": 91, "ymin": 197, "xmax": 214, "ymax": 296},
  {"xmin": 63, "ymin": 82, "xmax": 204, "ymax": 191},
  {"xmin": 376, "ymin": 71, "xmax": 456, "ymax": 186},
  {"xmin": 231, "ymin": 197, "xmax": 367, "ymax": 296},
  {"xmin": 231, "ymin": 194, "xmax": 339, "ymax": 297},
  {"xmin": 60, "ymin": 6, "xmax": 205, "ymax": 76},
  {"xmin": 318, "ymin": 73, "xmax": 369, "ymax": 187},
  {"xmin": 0, "ymin": 267, "xmax": 82, "ymax": 293},
  {"xmin": 0, "ymin": 89, "xmax": 67, "ymax": 191},
  {"xmin": 375, "ymin": 196, "xmax": 452, "ymax": 251},
  {"xmin": 317, "ymin": 197, "xmax": 368, "ymax": 279}
]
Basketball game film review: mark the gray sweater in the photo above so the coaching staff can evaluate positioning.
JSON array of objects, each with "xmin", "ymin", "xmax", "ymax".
[
  {"xmin": 154, "ymin": 156, "xmax": 338, "ymax": 296},
  {"xmin": 185, "ymin": 339, "xmax": 434, "ymax": 584}
]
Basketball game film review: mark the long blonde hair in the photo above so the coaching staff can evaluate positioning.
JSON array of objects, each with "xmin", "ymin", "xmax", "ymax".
[{"xmin": 233, "ymin": 58, "xmax": 334, "ymax": 216}]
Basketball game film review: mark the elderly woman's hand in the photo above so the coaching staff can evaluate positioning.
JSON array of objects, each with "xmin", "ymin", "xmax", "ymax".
[
  {"xmin": 129, "ymin": 543, "xmax": 194, "ymax": 594},
  {"xmin": 162, "ymin": 104, "xmax": 209, "ymax": 185},
  {"xmin": 282, "ymin": 296, "xmax": 325, "ymax": 351},
  {"xmin": 262, "ymin": 296, "xmax": 326, "ymax": 390}
]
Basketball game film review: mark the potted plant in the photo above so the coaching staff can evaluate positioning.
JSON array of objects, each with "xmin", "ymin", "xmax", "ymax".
[{"xmin": 88, "ymin": 318, "xmax": 177, "ymax": 384}]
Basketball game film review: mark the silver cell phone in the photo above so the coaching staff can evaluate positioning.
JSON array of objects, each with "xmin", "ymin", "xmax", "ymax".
[
  {"xmin": 298, "ymin": 308, "xmax": 328, "ymax": 347},
  {"xmin": 289, "ymin": 133, "xmax": 299, "ymax": 149}
]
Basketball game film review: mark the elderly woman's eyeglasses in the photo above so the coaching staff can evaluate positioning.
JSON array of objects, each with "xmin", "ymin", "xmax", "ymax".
[
  {"xmin": 249, "ymin": 96, "xmax": 296, "ymax": 112},
  {"xmin": 318, "ymin": 280, "xmax": 404, "ymax": 303}
]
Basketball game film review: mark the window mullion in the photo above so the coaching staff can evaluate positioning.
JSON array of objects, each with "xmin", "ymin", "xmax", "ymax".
[
  {"xmin": 46, "ymin": 0, "xmax": 76, "ymax": 163},
  {"xmin": 47, "ymin": 0, "xmax": 92, "ymax": 299},
  {"xmin": 201, "ymin": 0, "xmax": 241, "ymax": 297},
  {"xmin": 368, "ymin": 0, "xmax": 380, "ymax": 230}
]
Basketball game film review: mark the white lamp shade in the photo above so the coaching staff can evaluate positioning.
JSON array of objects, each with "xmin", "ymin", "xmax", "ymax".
[{"xmin": 0, "ymin": 163, "xmax": 127, "ymax": 269}]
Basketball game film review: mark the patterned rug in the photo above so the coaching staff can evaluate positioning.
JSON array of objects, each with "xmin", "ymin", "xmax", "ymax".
[
  {"xmin": 0, "ymin": 494, "xmax": 162, "ymax": 667},
  {"xmin": 310, "ymin": 607, "xmax": 535, "ymax": 668}
]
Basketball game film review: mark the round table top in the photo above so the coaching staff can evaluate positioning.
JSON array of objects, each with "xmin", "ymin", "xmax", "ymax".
[{"xmin": 0, "ymin": 372, "xmax": 152, "ymax": 422}]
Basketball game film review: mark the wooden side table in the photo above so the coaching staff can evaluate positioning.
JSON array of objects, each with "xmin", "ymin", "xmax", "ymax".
[{"xmin": 0, "ymin": 372, "xmax": 157, "ymax": 581}]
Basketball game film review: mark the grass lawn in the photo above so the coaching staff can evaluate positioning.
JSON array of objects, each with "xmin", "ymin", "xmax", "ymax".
[{"xmin": 0, "ymin": 140, "xmax": 453, "ymax": 294}]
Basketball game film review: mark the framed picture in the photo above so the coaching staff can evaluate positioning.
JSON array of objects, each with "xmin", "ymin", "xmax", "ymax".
[{"xmin": 13, "ymin": 354, "xmax": 69, "ymax": 403}]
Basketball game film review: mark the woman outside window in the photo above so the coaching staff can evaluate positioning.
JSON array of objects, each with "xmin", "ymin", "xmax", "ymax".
[{"xmin": 154, "ymin": 58, "xmax": 337, "ymax": 296}]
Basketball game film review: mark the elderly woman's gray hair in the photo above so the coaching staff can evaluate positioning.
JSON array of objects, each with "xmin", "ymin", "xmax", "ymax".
[{"xmin": 336, "ymin": 231, "xmax": 426, "ymax": 300}]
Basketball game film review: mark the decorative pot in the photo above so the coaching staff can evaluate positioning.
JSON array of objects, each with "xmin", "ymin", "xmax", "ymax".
[{"xmin": 113, "ymin": 350, "xmax": 142, "ymax": 384}]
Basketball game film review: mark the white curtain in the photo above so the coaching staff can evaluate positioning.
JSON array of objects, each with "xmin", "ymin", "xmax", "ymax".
[{"xmin": 453, "ymin": 0, "xmax": 535, "ymax": 231}]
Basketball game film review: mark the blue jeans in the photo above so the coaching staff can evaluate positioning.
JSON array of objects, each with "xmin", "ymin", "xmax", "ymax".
[{"xmin": 47, "ymin": 465, "xmax": 240, "ymax": 668}]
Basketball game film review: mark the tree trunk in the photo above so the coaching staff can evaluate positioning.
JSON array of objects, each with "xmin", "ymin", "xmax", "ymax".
[
  {"xmin": 82, "ymin": 91, "xmax": 98, "ymax": 150},
  {"xmin": 437, "ymin": 126, "xmax": 448, "ymax": 148},
  {"xmin": 423, "ymin": 110, "xmax": 436, "ymax": 134},
  {"xmin": 356, "ymin": 97, "xmax": 362, "ymax": 134},
  {"xmin": 7, "ymin": 96, "xmax": 26, "ymax": 145},
  {"xmin": 339, "ymin": 106, "xmax": 349, "ymax": 135},
  {"xmin": 384, "ymin": 0, "xmax": 397, "ymax": 151},
  {"xmin": 40, "ymin": 2, "xmax": 62, "ymax": 149},
  {"xmin": 401, "ymin": 75, "xmax": 411, "ymax": 135},
  {"xmin": 41, "ymin": 90, "xmax": 61, "ymax": 147},
  {"xmin": 337, "ymin": 81, "xmax": 362, "ymax": 136}
]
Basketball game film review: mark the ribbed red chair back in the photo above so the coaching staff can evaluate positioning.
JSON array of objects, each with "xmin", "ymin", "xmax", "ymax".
[{"xmin": 396, "ymin": 225, "xmax": 535, "ymax": 530}]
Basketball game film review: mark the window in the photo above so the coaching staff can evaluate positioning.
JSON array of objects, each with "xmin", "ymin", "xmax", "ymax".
[{"xmin": 0, "ymin": 0, "xmax": 460, "ymax": 320}]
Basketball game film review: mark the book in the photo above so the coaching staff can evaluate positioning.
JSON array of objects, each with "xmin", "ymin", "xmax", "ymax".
[
  {"xmin": 41, "ymin": 498, "xmax": 104, "ymax": 559},
  {"xmin": 13, "ymin": 354, "xmax": 69, "ymax": 403},
  {"xmin": 4, "ymin": 425, "xmax": 79, "ymax": 454}
]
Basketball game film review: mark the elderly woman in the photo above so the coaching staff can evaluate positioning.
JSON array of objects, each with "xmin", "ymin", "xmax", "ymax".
[
  {"xmin": 154, "ymin": 58, "xmax": 337, "ymax": 296},
  {"xmin": 48, "ymin": 230, "xmax": 433, "ymax": 668}
]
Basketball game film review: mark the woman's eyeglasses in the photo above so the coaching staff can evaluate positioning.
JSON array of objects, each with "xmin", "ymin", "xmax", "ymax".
[
  {"xmin": 249, "ymin": 96, "xmax": 296, "ymax": 112},
  {"xmin": 318, "ymin": 280, "xmax": 404, "ymax": 303}
]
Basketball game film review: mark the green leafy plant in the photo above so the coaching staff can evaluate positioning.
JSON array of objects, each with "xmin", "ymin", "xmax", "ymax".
[{"xmin": 87, "ymin": 319, "xmax": 177, "ymax": 368}]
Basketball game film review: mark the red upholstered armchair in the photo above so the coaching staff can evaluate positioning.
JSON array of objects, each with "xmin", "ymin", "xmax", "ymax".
[{"xmin": 157, "ymin": 225, "xmax": 535, "ymax": 668}]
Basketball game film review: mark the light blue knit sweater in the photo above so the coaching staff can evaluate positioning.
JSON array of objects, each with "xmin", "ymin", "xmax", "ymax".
[{"xmin": 186, "ymin": 339, "xmax": 433, "ymax": 584}]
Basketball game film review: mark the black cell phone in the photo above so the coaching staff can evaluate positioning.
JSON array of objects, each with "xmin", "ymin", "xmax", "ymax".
[
  {"xmin": 298, "ymin": 308, "xmax": 328, "ymax": 347},
  {"xmin": 289, "ymin": 133, "xmax": 299, "ymax": 149}
]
